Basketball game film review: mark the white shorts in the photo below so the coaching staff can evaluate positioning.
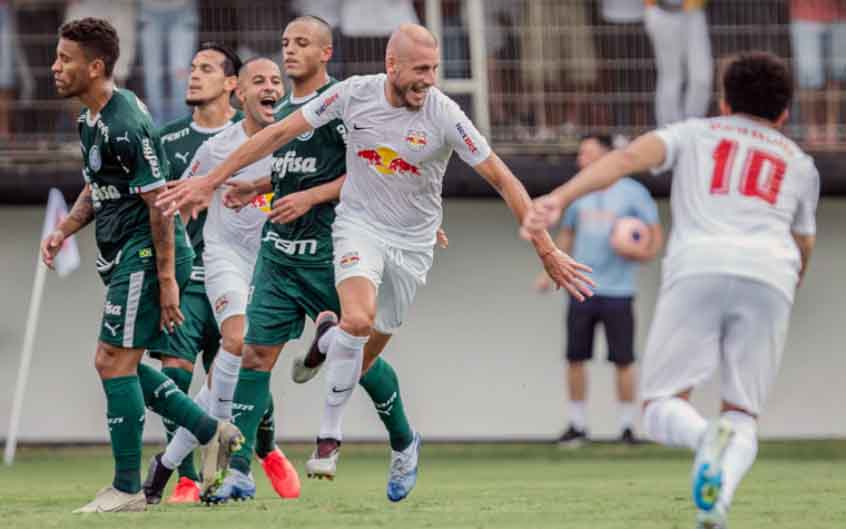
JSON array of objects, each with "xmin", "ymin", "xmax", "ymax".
[
  {"xmin": 203, "ymin": 243, "xmax": 257, "ymax": 327},
  {"xmin": 641, "ymin": 274, "xmax": 791, "ymax": 415},
  {"xmin": 332, "ymin": 223, "xmax": 433, "ymax": 334}
]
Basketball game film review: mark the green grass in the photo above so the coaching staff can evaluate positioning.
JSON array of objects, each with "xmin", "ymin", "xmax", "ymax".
[{"xmin": 1, "ymin": 441, "xmax": 844, "ymax": 529}]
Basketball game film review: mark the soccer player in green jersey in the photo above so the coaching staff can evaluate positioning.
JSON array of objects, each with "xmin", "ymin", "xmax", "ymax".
[
  {"xmin": 41, "ymin": 18, "xmax": 242, "ymax": 513},
  {"xmin": 197, "ymin": 16, "xmax": 421, "ymax": 502}
]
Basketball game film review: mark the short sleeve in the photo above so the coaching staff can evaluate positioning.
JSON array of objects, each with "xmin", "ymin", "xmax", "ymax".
[
  {"xmin": 302, "ymin": 80, "xmax": 348, "ymax": 129},
  {"xmin": 630, "ymin": 182, "xmax": 660, "ymax": 225},
  {"xmin": 561, "ymin": 200, "xmax": 579, "ymax": 230},
  {"xmin": 181, "ymin": 142, "xmax": 214, "ymax": 180},
  {"xmin": 439, "ymin": 98, "xmax": 492, "ymax": 167},
  {"xmin": 791, "ymin": 158, "xmax": 820, "ymax": 235},
  {"xmin": 651, "ymin": 120, "xmax": 691, "ymax": 174},
  {"xmin": 114, "ymin": 123, "xmax": 168, "ymax": 194}
]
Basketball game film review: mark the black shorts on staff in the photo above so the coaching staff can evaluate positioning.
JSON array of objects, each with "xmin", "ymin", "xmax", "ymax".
[{"xmin": 566, "ymin": 295, "xmax": 635, "ymax": 366}]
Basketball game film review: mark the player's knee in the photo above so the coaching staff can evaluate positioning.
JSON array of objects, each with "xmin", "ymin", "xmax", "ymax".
[
  {"xmin": 241, "ymin": 344, "xmax": 276, "ymax": 371},
  {"xmin": 94, "ymin": 342, "xmax": 128, "ymax": 378},
  {"xmin": 340, "ymin": 312, "xmax": 374, "ymax": 337},
  {"xmin": 221, "ymin": 335, "xmax": 244, "ymax": 356}
]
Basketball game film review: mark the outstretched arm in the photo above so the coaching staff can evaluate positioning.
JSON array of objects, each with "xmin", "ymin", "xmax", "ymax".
[
  {"xmin": 521, "ymin": 132, "xmax": 668, "ymax": 237},
  {"xmin": 473, "ymin": 153, "xmax": 594, "ymax": 300},
  {"xmin": 156, "ymin": 110, "xmax": 314, "ymax": 217}
]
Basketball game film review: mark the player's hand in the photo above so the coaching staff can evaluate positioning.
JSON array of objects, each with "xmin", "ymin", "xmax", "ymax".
[
  {"xmin": 155, "ymin": 176, "xmax": 214, "ymax": 219},
  {"xmin": 223, "ymin": 180, "xmax": 259, "ymax": 212},
  {"xmin": 534, "ymin": 271, "xmax": 553, "ymax": 293},
  {"xmin": 436, "ymin": 227, "xmax": 449, "ymax": 249},
  {"xmin": 269, "ymin": 191, "xmax": 313, "ymax": 224},
  {"xmin": 158, "ymin": 277, "xmax": 184, "ymax": 333},
  {"xmin": 40, "ymin": 229, "xmax": 66, "ymax": 270},
  {"xmin": 520, "ymin": 194, "xmax": 565, "ymax": 240},
  {"xmin": 540, "ymin": 248, "xmax": 595, "ymax": 301}
]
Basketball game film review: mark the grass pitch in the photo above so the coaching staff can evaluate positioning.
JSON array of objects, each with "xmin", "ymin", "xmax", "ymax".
[{"xmin": 1, "ymin": 441, "xmax": 844, "ymax": 529}]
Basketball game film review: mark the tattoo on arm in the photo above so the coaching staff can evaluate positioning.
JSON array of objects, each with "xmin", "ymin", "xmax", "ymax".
[{"xmin": 60, "ymin": 185, "xmax": 95, "ymax": 235}]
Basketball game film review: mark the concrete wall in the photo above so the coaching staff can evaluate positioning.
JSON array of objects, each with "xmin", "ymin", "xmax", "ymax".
[{"xmin": 1, "ymin": 199, "xmax": 844, "ymax": 443}]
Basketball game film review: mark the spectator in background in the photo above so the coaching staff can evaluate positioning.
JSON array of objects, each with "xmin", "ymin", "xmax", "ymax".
[
  {"xmin": 644, "ymin": 0, "xmax": 713, "ymax": 126},
  {"xmin": 0, "ymin": 0, "xmax": 14, "ymax": 139},
  {"xmin": 790, "ymin": 0, "xmax": 846, "ymax": 147},
  {"xmin": 64, "ymin": 0, "xmax": 137, "ymax": 86},
  {"xmin": 139, "ymin": 0, "xmax": 198, "ymax": 125},
  {"xmin": 535, "ymin": 134, "xmax": 663, "ymax": 446}
]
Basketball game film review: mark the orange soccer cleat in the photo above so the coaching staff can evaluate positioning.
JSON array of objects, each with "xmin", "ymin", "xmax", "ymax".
[
  {"xmin": 260, "ymin": 448, "xmax": 301, "ymax": 499},
  {"xmin": 167, "ymin": 476, "xmax": 201, "ymax": 504}
]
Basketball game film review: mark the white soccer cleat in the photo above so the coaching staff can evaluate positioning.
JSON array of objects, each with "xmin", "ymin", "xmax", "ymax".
[
  {"xmin": 692, "ymin": 419, "xmax": 735, "ymax": 519},
  {"xmin": 72, "ymin": 486, "xmax": 147, "ymax": 513},
  {"xmin": 696, "ymin": 503, "xmax": 729, "ymax": 529},
  {"xmin": 306, "ymin": 438, "xmax": 340, "ymax": 480},
  {"xmin": 199, "ymin": 421, "xmax": 245, "ymax": 499},
  {"xmin": 387, "ymin": 432, "xmax": 421, "ymax": 502}
]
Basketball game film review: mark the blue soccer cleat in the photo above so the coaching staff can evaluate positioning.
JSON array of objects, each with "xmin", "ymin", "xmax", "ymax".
[
  {"xmin": 691, "ymin": 419, "xmax": 735, "ymax": 514},
  {"xmin": 386, "ymin": 432, "xmax": 421, "ymax": 502},
  {"xmin": 204, "ymin": 468, "xmax": 256, "ymax": 504}
]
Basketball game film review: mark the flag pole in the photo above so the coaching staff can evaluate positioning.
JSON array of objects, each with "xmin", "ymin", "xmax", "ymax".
[{"xmin": 4, "ymin": 258, "xmax": 48, "ymax": 466}]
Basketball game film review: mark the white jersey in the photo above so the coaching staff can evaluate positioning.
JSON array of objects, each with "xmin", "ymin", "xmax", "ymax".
[
  {"xmin": 301, "ymin": 74, "xmax": 492, "ymax": 251},
  {"xmin": 654, "ymin": 115, "xmax": 820, "ymax": 302},
  {"xmin": 183, "ymin": 122, "xmax": 272, "ymax": 259}
]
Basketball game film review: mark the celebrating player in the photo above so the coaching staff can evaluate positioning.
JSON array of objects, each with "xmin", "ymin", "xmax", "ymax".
[
  {"xmin": 43, "ymin": 18, "xmax": 242, "ymax": 513},
  {"xmin": 144, "ymin": 55, "xmax": 306, "ymax": 504},
  {"xmin": 522, "ymin": 51, "xmax": 819, "ymax": 529},
  {"xmin": 156, "ymin": 23, "xmax": 594, "ymax": 498}
]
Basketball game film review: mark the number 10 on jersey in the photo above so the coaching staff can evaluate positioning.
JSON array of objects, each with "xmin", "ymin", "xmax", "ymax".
[{"xmin": 710, "ymin": 139, "xmax": 786, "ymax": 205}]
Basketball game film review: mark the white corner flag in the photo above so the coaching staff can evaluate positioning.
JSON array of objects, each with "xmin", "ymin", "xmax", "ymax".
[{"xmin": 4, "ymin": 188, "xmax": 81, "ymax": 465}]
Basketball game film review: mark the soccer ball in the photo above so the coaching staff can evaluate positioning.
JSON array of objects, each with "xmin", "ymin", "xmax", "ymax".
[{"xmin": 610, "ymin": 217, "xmax": 650, "ymax": 258}]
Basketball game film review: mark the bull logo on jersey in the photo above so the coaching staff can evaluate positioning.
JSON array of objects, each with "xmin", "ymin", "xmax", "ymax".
[
  {"xmin": 249, "ymin": 192, "xmax": 275, "ymax": 214},
  {"xmin": 357, "ymin": 146, "xmax": 419, "ymax": 176},
  {"xmin": 89, "ymin": 145, "xmax": 102, "ymax": 173},
  {"xmin": 404, "ymin": 130, "xmax": 427, "ymax": 152}
]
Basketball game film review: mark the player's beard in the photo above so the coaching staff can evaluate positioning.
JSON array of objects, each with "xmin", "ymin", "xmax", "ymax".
[{"xmin": 393, "ymin": 79, "xmax": 425, "ymax": 111}]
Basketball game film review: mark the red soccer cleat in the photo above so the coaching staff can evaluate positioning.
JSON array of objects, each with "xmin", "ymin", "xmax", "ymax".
[
  {"xmin": 166, "ymin": 476, "xmax": 201, "ymax": 504},
  {"xmin": 260, "ymin": 448, "xmax": 301, "ymax": 499}
]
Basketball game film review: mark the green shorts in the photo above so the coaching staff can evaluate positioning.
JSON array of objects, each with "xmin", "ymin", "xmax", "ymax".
[
  {"xmin": 148, "ymin": 279, "xmax": 220, "ymax": 373},
  {"xmin": 244, "ymin": 253, "xmax": 340, "ymax": 346},
  {"xmin": 100, "ymin": 259, "xmax": 191, "ymax": 351}
]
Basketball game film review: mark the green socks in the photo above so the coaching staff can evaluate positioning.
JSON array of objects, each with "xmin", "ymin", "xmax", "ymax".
[
  {"xmin": 255, "ymin": 393, "xmax": 276, "ymax": 459},
  {"xmin": 359, "ymin": 357, "xmax": 414, "ymax": 451},
  {"xmin": 229, "ymin": 369, "xmax": 271, "ymax": 474},
  {"xmin": 102, "ymin": 376, "xmax": 145, "ymax": 494},
  {"xmin": 160, "ymin": 366, "xmax": 200, "ymax": 482},
  {"xmin": 137, "ymin": 363, "xmax": 217, "ymax": 445}
]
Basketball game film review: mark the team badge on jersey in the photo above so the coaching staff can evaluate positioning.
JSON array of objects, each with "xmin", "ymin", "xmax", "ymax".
[
  {"xmin": 89, "ymin": 145, "xmax": 102, "ymax": 173},
  {"xmin": 404, "ymin": 130, "xmax": 427, "ymax": 151},
  {"xmin": 339, "ymin": 251, "xmax": 360, "ymax": 268}
]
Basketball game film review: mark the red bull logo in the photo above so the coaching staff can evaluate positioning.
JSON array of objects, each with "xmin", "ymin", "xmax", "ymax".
[
  {"xmin": 249, "ymin": 192, "xmax": 275, "ymax": 214},
  {"xmin": 404, "ymin": 130, "xmax": 427, "ymax": 151},
  {"xmin": 357, "ymin": 146, "xmax": 419, "ymax": 176}
]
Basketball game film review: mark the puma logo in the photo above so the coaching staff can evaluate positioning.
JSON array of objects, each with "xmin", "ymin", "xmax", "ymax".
[
  {"xmin": 174, "ymin": 151, "xmax": 190, "ymax": 164},
  {"xmin": 103, "ymin": 321, "xmax": 121, "ymax": 337},
  {"xmin": 115, "ymin": 131, "xmax": 131, "ymax": 143}
]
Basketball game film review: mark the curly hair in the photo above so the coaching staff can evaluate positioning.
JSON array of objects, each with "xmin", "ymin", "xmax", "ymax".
[
  {"xmin": 722, "ymin": 51, "xmax": 793, "ymax": 122},
  {"xmin": 59, "ymin": 18, "xmax": 120, "ymax": 78}
]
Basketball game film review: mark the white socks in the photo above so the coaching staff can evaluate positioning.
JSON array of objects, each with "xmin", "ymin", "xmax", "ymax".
[
  {"xmin": 161, "ymin": 385, "xmax": 211, "ymax": 470},
  {"xmin": 717, "ymin": 410, "xmax": 758, "ymax": 511},
  {"xmin": 619, "ymin": 402, "xmax": 637, "ymax": 431},
  {"xmin": 209, "ymin": 349, "xmax": 241, "ymax": 421},
  {"xmin": 318, "ymin": 326, "xmax": 339, "ymax": 355},
  {"xmin": 318, "ymin": 327, "xmax": 367, "ymax": 441},
  {"xmin": 569, "ymin": 401, "xmax": 587, "ymax": 431},
  {"xmin": 643, "ymin": 397, "xmax": 708, "ymax": 450}
]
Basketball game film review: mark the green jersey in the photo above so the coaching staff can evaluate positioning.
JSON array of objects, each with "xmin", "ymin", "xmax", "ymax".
[
  {"xmin": 263, "ymin": 80, "xmax": 346, "ymax": 267},
  {"xmin": 79, "ymin": 88, "xmax": 193, "ymax": 285},
  {"xmin": 158, "ymin": 111, "xmax": 244, "ymax": 270}
]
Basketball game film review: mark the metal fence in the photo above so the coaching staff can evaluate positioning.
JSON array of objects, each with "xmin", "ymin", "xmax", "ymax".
[{"xmin": 0, "ymin": 1, "xmax": 840, "ymax": 154}]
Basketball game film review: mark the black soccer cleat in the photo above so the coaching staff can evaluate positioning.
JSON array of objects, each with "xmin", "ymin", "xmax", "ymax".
[
  {"xmin": 619, "ymin": 427, "xmax": 641, "ymax": 445},
  {"xmin": 143, "ymin": 452, "xmax": 174, "ymax": 505},
  {"xmin": 557, "ymin": 424, "xmax": 588, "ymax": 448}
]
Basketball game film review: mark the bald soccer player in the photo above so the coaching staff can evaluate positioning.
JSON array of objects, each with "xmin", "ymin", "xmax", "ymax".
[{"xmin": 156, "ymin": 23, "xmax": 595, "ymax": 501}]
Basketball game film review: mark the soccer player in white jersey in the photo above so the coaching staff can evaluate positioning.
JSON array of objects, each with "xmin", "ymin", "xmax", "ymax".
[
  {"xmin": 157, "ymin": 23, "xmax": 594, "ymax": 491},
  {"xmin": 145, "ymin": 57, "xmax": 298, "ymax": 500},
  {"xmin": 522, "ymin": 51, "xmax": 819, "ymax": 529}
]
